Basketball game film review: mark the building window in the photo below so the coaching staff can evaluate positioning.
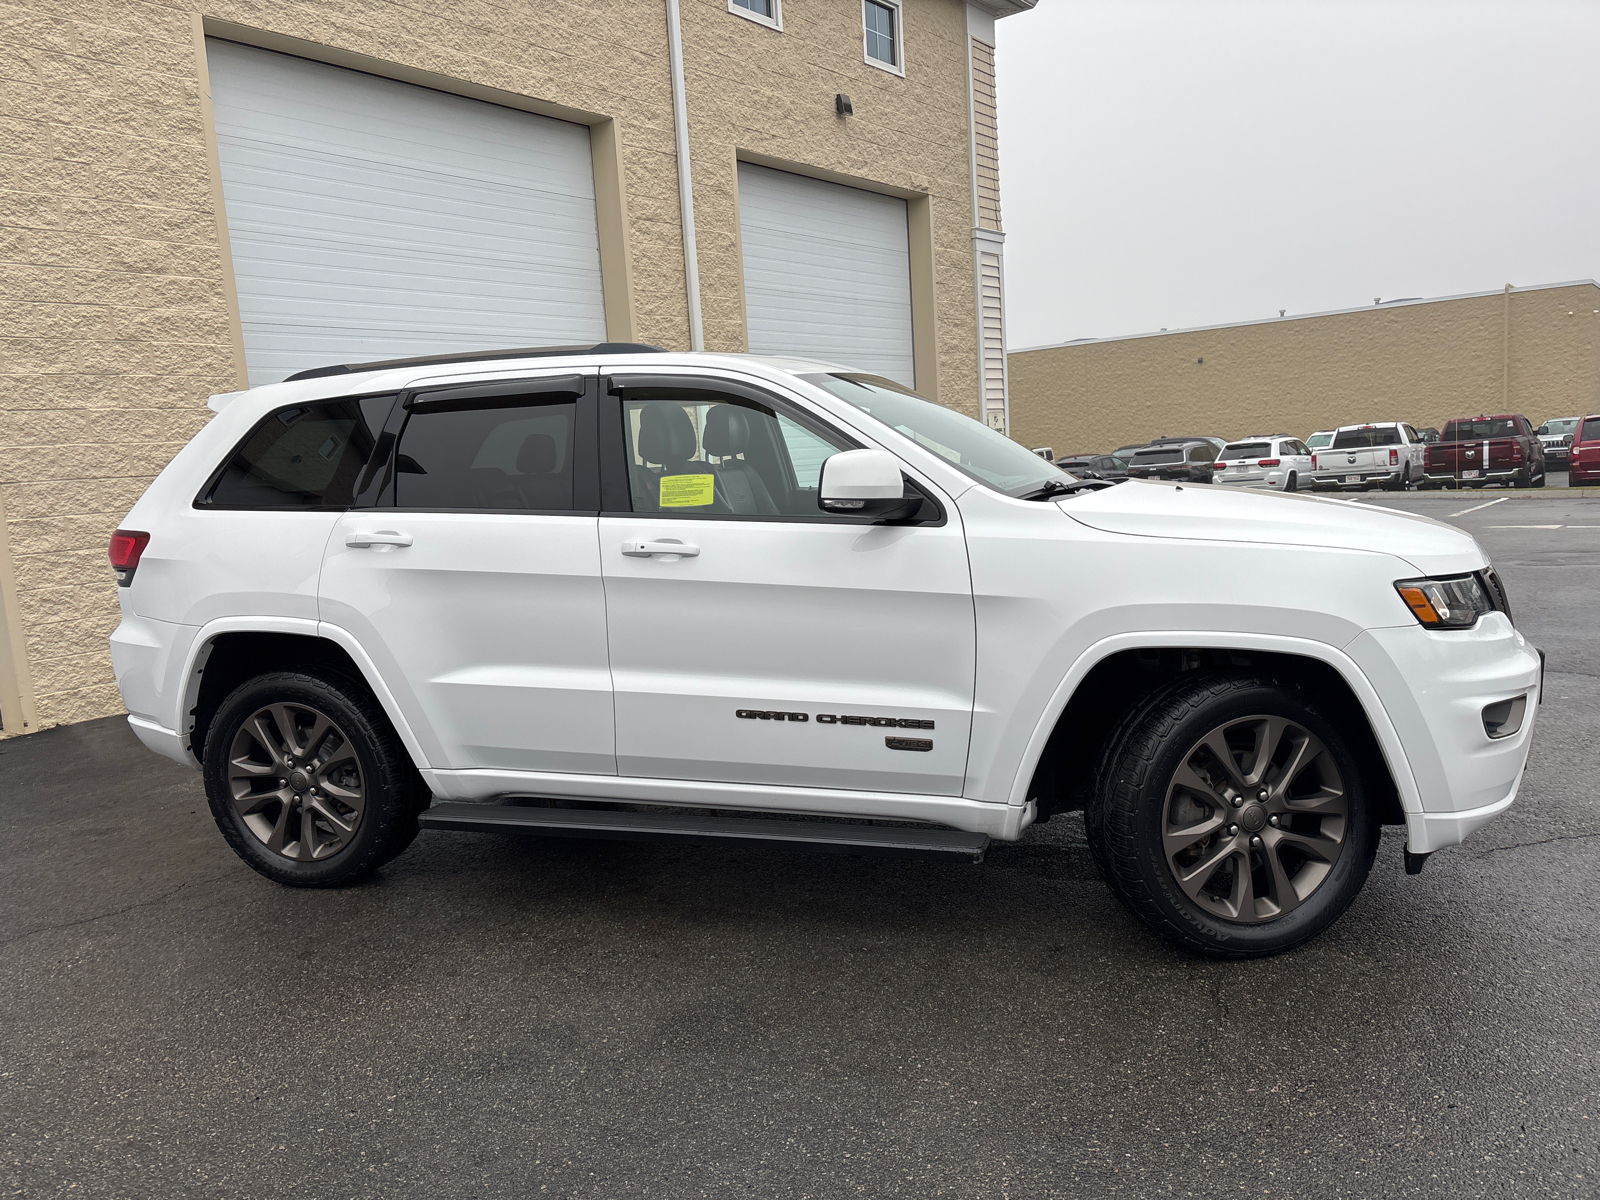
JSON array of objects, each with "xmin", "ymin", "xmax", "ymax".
[
  {"xmin": 730, "ymin": 0, "xmax": 781, "ymax": 31},
  {"xmin": 863, "ymin": 0, "xmax": 903, "ymax": 73}
]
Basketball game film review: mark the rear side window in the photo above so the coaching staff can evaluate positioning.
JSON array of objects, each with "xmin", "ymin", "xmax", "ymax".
[
  {"xmin": 395, "ymin": 394, "xmax": 578, "ymax": 512},
  {"xmin": 204, "ymin": 395, "xmax": 395, "ymax": 508},
  {"xmin": 1443, "ymin": 418, "xmax": 1519, "ymax": 440},
  {"xmin": 1332, "ymin": 427, "xmax": 1401, "ymax": 448},
  {"xmin": 1581, "ymin": 417, "xmax": 1600, "ymax": 443}
]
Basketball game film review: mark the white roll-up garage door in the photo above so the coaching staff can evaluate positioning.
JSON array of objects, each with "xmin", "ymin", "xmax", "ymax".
[
  {"xmin": 206, "ymin": 40, "xmax": 608, "ymax": 385},
  {"xmin": 737, "ymin": 163, "xmax": 915, "ymax": 387}
]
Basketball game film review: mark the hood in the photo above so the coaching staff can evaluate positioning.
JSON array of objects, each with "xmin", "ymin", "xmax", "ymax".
[{"xmin": 1058, "ymin": 480, "xmax": 1486, "ymax": 576}]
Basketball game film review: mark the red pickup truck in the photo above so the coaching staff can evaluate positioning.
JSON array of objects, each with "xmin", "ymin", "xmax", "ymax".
[{"xmin": 1420, "ymin": 414, "xmax": 1546, "ymax": 489}]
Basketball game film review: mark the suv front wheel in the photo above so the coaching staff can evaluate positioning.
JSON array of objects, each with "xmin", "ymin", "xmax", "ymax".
[
  {"xmin": 202, "ymin": 670, "xmax": 429, "ymax": 887},
  {"xmin": 1088, "ymin": 674, "xmax": 1380, "ymax": 958}
]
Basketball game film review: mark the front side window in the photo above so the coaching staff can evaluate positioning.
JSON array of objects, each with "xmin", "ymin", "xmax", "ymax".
[
  {"xmin": 394, "ymin": 394, "xmax": 578, "ymax": 511},
  {"xmin": 203, "ymin": 394, "xmax": 395, "ymax": 508},
  {"xmin": 863, "ymin": 0, "xmax": 901, "ymax": 70},
  {"xmin": 619, "ymin": 387, "xmax": 852, "ymax": 517},
  {"xmin": 806, "ymin": 373, "xmax": 1067, "ymax": 496},
  {"xmin": 730, "ymin": 0, "xmax": 780, "ymax": 28}
]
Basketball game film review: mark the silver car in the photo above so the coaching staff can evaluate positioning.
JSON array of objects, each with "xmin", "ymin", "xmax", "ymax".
[{"xmin": 1212, "ymin": 435, "xmax": 1315, "ymax": 492}]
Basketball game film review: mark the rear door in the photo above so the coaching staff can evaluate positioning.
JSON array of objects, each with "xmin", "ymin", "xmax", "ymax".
[
  {"xmin": 319, "ymin": 371, "xmax": 615, "ymax": 774},
  {"xmin": 596, "ymin": 373, "xmax": 976, "ymax": 795}
]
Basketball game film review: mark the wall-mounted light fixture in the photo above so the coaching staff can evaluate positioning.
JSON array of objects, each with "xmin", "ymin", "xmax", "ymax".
[{"xmin": 836, "ymin": 93, "xmax": 854, "ymax": 116}]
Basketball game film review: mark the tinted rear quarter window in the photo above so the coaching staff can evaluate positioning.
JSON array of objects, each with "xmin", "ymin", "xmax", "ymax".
[{"xmin": 205, "ymin": 395, "xmax": 394, "ymax": 508}]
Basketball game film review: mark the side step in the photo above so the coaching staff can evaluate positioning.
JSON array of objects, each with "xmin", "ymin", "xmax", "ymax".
[{"xmin": 417, "ymin": 802, "xmax": 989, "ymax": 863}]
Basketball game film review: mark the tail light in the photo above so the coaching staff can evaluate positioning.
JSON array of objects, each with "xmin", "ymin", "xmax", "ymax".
[
  {"xmin": 1214, "ymin": 461, "xmax": 1228, "ymax": 470},
  {"xmin": 1424, "ymin": 446, "xmax": 1433, "ymax": 467},
  {"xmin": 108, "ymin": 530, "xmax": 150, "ymax": 587},
  {"xmin": 1388, "ymin": 448, "xmax": 1399, "ymax": 466},
  {"xmin": 1311, "ymin": 453, "xmax": 1319, "ymax": 470},
  {"xmin": 1257, "ymin": 458, "xmax": 1280, "ymax": 467},
  {"xmin": 1511, "ymin": 441, "xmax": 1523, "ymax": 461}
]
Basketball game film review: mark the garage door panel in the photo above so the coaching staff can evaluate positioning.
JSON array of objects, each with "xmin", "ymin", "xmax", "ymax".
[
  {"xmin": 738, "ymin": 163, "xmax": 915, "ymax": 387},
  {"xmin": 207, "ymin": 39, "xmax": 607, "ymax": 385}
]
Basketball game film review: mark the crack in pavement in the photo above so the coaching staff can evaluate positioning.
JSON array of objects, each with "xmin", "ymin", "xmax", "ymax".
[
  {"xmin": 0, "ymin": 871, "xmax": 238, "ymax": 947},
  {"xmin": 1471, "ymin": 832, "xmax": 1600, "ymax": 856}
]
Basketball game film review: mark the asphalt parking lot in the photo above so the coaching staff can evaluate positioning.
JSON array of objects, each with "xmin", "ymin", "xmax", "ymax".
[{"xmin": 4, "ymin": 494, "xmax": 1597, "ymax": 1200}]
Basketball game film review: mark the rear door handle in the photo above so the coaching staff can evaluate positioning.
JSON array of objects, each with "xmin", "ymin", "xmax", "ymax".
[
  {"xmin": 345, "ymin": 530, "xmax": 413, "ymax": 549},
  {"xmin": 621, "ymin": 540, "xmax": 699, "ymax": 558}
]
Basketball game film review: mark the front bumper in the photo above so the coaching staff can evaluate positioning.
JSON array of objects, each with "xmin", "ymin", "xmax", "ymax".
[{"xmin": 1345, "ymin": 616, "xmax": 1541, "ymax": 854}]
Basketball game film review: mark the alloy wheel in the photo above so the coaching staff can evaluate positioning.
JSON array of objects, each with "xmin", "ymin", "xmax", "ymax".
[
  {"xmin": 1161, "ymin": 714, "xmax": 1348, "ymax": 923},
  {"xmin": 228, "ymin": 702, "xmax": 366, "ymax": 861}
]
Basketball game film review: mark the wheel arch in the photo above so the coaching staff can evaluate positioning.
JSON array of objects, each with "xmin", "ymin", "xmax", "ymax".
[
  {"xmin": 1015, "ymin": 634, "xmax": 1418, "ymax": 828},
  {"xmin": 181, "ymin": 620, "xmax": 430, "ymax": 772}
]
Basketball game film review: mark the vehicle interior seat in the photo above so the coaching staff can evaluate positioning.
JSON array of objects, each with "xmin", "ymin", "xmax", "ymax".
[
  {"xmin": 514, "ymin": 432, "xmax": 572, "ymax": 510},
  {"xmin": 633, "ymin": 402, "xmax": 728, "ymax": 512},
  {"xmin": 702, "ymin": 405, "xmax": 778, "ymax": 515}
]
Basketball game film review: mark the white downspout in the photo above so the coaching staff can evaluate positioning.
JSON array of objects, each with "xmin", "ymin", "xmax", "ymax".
[{"xmin": 665, "ymin": 0, "xmax": 705, "ymax": 351}]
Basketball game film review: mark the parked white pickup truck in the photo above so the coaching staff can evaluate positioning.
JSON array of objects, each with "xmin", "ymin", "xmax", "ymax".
[
  {"xmin": 107, "ymin": 346, "xmax": 1541, "ymax": 959},
  {"xmin": 1310, "ymin": 422, "xmax": 1426, "ymax": 491}
]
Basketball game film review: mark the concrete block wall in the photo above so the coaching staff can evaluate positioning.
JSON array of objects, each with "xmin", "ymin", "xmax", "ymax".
[{"xmin": 1008, "ymin": 282, "xmax": 1600, "ymax": 456}]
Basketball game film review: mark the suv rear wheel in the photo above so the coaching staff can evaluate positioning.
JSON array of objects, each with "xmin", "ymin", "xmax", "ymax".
[
  {"xmin": 202, "ymin": 670, "xmax": 429, "ymax": 887},
  {"xmin": 1087, "ymin": 674, "xmax": 1380, "ymax": 958}
]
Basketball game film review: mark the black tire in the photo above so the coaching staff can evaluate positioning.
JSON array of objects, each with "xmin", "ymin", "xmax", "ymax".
[
  {"xmin": 203, "ymin": 670, "xmax": 430, "ymax": 887},
  {"xmin": 1533, "ymin": 470, "xmax": 1546, "ymax": 488},
  {"xmin": 1512, "ymin": 467, "xmax": 1531, "ymax": 489},
  {"xmin": 1284, "ymin": 471, "xmax": 1298, "ymax": 493},
  {"xmin": 1086, "ymin": 673, "xmax": 1380, "ymax": 959}
]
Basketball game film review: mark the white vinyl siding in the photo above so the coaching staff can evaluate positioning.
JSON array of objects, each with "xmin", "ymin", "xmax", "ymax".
[
  {"xmin": 206, "ymin": 40, "xmax": 607, "ymax": 385},
  {"xmin": 737, "ymin": 162, "xmax": 915, "ymax": 387},
  {"xmin": 979, "ymin": 250, "xmax": 1006, "ymax": 428}
]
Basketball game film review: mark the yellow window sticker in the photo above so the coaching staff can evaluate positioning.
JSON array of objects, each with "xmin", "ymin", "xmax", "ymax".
[{"xmin": 660, "ymin": 473, "xmax": 715, "ymax": 508}]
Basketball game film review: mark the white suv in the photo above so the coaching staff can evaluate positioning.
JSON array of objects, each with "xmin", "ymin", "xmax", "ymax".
[
  {"xmin": 108, "ymin": 345, "xmax": 1542, "ymax": 958},
  {"xmin": 1212, "ymin": 435, "xmax": 1315, "ymax": 492}
]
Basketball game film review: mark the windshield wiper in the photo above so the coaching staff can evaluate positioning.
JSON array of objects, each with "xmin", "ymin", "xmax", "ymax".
[{"xmin": 1015, "ymin": 478, "xmax": 1114, "ymax": 501}]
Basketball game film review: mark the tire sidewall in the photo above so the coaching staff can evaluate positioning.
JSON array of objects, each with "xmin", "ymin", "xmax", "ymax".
[
  {"xmin": 1121, "ymin": 682, "xmax": 1378, "ymax": 956},
  {"xmin": 203, "ymin": 671, "xmax": 413, "ymax": 886}
]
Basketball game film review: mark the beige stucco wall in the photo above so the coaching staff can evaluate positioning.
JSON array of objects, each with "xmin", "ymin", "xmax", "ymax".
[
  {"xmin": 0, "ymin": 0, "xmax": 986, "ymax": 729},
  {"xmin": 1009, "ymin": 282, "xmax": 1600, "ymax": 455}
]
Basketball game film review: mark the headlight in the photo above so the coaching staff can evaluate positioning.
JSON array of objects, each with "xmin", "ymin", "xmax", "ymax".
[{"xmin": 1394, "ymin": 572, "xmax": 1508, "ymax": 629}]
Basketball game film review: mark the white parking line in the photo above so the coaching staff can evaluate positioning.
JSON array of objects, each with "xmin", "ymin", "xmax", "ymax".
[
  {"xmin": 1449, "ymin": 497, "xmax": 1509, "ymax": 517},
  {"xmin": 1487, "ymin": 524, "xmax": 1563, "ymax": 529}
]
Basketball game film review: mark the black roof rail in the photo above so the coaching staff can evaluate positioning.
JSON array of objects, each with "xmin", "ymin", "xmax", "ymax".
[{"xmin": 283, "ymin": 342, "xmax": 668, "ymax": 382}]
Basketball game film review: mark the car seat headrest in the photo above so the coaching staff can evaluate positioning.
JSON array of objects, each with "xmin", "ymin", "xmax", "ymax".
[
  {"xmin": 637, "ymin": 403, "xmax": 698, "ymax": 465},
  {"xmin": 702, "ymin": 405, "xmax": 754, "ymax": 458},
  {"xmin": 516, "ymin": 433, "xmax": 558, "ymax": 475}
]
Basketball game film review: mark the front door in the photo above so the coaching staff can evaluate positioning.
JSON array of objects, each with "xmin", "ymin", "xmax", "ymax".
[
  {"xmin": 598, "ymin": 375, "xmax": 976, "ymax": 795},
  {"xmin": 319, "ymin": 371, "xmax": 615, "ymax": 774}
]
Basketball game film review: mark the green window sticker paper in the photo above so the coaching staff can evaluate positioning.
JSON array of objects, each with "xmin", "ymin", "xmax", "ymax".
[{"xmin": 660, "ymin": 474, "xmax": 715, "ymax": 507}]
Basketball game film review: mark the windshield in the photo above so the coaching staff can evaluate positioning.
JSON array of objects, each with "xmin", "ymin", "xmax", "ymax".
[
  {"xmin": 1306, "ymin": 432, "xmax": 1333, "ymax": 449},
  {"xmin": 1540, "ymin": 418, "xmax": 1579, "ymax": 435},
  {"xmin": 802, "ymin": 373, "xmax": 1069, "ymax": 495}
]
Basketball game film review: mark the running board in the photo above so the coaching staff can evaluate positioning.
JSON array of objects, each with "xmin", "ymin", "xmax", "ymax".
[{"xmin": 417, "ymin": 803, "xmax": 989, "ymax": 863}]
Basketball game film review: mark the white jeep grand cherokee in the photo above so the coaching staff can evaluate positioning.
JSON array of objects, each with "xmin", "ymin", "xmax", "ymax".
[{"xmin": 108, "ymin": 345, "xmax": 1542, "ymax": 958}]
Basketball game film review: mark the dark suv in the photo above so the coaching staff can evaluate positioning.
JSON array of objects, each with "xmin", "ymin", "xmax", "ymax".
[{"xmin": 1125, "ymin": 439, "xmax": 1219, "ymax": 483}]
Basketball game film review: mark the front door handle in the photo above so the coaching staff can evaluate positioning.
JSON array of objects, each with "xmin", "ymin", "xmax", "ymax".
[
  {"xmin": 621, "ymin": 540, "xmax": 700, "ymax": 558},
  {"xmin": 345, "ymin": 530, "xmax": 413, "ymax": 549}
]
